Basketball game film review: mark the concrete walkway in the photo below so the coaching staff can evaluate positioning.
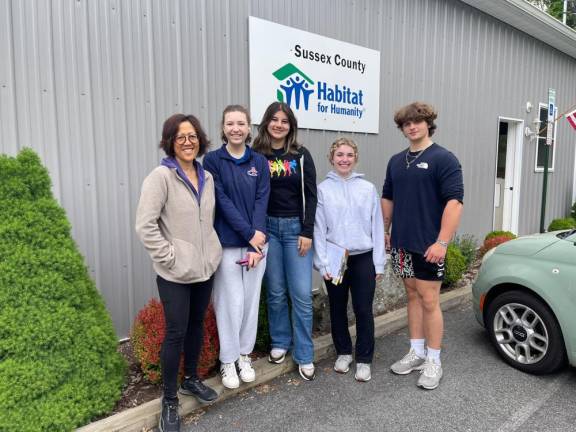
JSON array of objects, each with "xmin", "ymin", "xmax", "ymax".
[{"xmin": 182, "ymin": 299, "xmax": 576, "ymax": 432}]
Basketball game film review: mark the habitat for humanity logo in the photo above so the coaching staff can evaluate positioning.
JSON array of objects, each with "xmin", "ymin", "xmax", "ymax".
[
  {"xmin": 273, "ymin": 63, "xmax": 314, "ymax": 110},
  {"xmin": 272, "ymin": 63, "xmax": 364, "ymax": 119}
]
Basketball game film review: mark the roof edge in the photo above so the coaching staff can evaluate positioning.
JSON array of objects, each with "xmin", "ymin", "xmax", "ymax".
[{"xmin": 461, "ymin": 0, "xmax": 576, "ymax": 59}]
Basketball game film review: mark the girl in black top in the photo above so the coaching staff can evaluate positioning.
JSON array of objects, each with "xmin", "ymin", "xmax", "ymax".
[{"xmin": 252, "ymin": 102, "xmax": 318, "ymax": 380}]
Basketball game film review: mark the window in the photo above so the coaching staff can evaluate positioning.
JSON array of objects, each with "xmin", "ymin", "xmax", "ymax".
[{"xmin": 535, "ymin": 104, "xmax": 557, "ymax": 172}]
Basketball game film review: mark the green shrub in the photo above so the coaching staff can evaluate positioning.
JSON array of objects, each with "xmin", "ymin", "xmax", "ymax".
[
  {"xmin": 0, "ymin": 149, "xmax": 125, "ymax": 431},
  {"xmin": 255, "ymin": 284, "xmax": 271, "ymax": 353},
  {"xmin": 484, "ymin": 230, "xmax": 517, "ymax": 241},
  {"xmin": 571, "ymin": 202, "xmax": 576, "ymax": 220},
  {"xmin": 452, "ymin": 234, "xmax": 479, "ymax": 268},
  {"xmin": 444, "ymin": 243, "xmax": 467, "ymax": 286},
  {"xmin": 547, "ymin": 218, "xmax": 576, "ymax": 231}
]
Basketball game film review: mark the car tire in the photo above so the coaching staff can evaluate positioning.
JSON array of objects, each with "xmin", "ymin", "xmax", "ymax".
[{"xmin": 485, "ymin": 290, "xmax": 566, "ymax": 374}]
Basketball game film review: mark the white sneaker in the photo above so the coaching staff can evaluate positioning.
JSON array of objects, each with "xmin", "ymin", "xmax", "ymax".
[
  {"xmin": 417, "ymin": 358, "xmax": 443, "ymax": 390},
  {"xmin": 237, "ymin": 354, "xmax": 256, "ymax": 383},
  {"xmin": 268, "ymin": 348, "xmax": 287, "ymax": 364},
  {"xmin": 390, "ymin": 348, "xmax": 426, "ymax": 375},
  {"xmin": 298, "ymin": 363, "xmax": 315, "ymax": 381},
  {"xmin": 220, "ymin": 362, "xmax": 239, "ymax": 389},
  {"xmin": 334, "ymin": 355, "xmax": 353, "ymax": 374},
  {"xmin": 355, "ymin": 363, "xmax": 372, "ymax": 382}
]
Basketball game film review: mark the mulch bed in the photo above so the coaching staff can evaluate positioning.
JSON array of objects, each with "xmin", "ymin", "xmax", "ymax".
[{"xmin": 111, "ymin": 341, "xmax": 163, "ymax": 415}]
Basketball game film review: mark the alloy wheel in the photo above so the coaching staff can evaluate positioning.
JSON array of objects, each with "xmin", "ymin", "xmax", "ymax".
[{"xmin": 492, "ymin": 302, "xmax": 549, "ymax": 365}]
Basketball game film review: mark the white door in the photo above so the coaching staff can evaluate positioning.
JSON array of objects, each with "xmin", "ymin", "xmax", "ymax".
[{"xmin": 493, "ymin": 118, "xmax": 523, "ymax": 234}]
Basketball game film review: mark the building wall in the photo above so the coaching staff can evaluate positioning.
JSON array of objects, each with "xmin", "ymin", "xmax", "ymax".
[{"xmin": 1, "ymin": 0, "xmax": 575, "ymax": 337}]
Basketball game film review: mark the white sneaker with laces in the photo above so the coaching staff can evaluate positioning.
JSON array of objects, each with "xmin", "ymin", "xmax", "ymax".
[
  {"xmin": 417, "ymin": 358, "xmax": 443, "ymax": 390},
  {"xmin": 268, "ymin": 348, "xmax": 287, "ymax": 364},
  {"xmin": 220, "ymin": 362, "xmax": 240, "ymax": 389},
  {"xmin": 298, "ymin": 363, "xmax": 315, "ymax": 381},
  {"xmin": 334, "ymin": 355, "xmax": 353, "ymax": 374},
  {"xmin": 390, "ymin": 348, "xmax": 426, "ymax": 375},
  {"xmin": 355, "ymin": 363, "xmax": 372, "ymax": 382},
  {"xmin": 237, "ymin": 354, "xmax": 256, "ymax": 383}
]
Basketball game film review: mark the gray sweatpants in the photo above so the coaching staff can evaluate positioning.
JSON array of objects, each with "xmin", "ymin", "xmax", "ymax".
[{"xmin": 212, "ymin": 246, "xmax": 267, "ymax": 364}]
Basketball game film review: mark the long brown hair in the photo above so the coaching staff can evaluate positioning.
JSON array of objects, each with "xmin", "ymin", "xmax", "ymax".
[{"xmin": 252, "ymin": 102, "xmax": 300, "ymax": 155}]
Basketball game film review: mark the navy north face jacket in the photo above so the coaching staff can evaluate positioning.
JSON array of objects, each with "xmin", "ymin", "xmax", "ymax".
[{"xmin": 203, "ymin": 144, "xmax": 270, "ymax": 248}]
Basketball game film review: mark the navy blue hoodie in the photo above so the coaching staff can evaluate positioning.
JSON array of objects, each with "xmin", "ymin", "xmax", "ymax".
[{"xmin": 203, "ymin": 144, "xmax": 270, "ymax": 248}]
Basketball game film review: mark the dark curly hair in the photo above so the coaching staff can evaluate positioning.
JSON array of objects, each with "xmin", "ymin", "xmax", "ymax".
[
  {"xmin": 393, "ymin": 102, "xmax": 438, "ymax": 136},
  {"xmin": 159, "ymin": 114, "xmax": 210, "ymax": 157}
]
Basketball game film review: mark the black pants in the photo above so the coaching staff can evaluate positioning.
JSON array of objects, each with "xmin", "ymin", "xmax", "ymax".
[
  {"xmin": 156, "ymin": 275, "xmax": 213, "ymax": 399},
  {"xmin": 325, "ymin": 251, "xmax": 375, "ymax": 364}
]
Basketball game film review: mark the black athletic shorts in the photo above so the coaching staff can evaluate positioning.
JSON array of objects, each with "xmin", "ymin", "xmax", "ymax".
[{"xmin": 390, "ymin": 248, "xmax": 445, "ymax": 281}]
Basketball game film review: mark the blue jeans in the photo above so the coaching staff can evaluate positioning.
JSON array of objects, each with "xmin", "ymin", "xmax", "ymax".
[{"xmin": 264, "ymin": 216, "xmax": 314, "ymax": 364}]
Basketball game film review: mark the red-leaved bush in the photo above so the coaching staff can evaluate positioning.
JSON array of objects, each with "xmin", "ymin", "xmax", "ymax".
[
  {"xmin": 131, "ymin": 298, "xmax": 219, "ymax": 383},
  {"xmin": 479, "ymin": 235, "xmax": 514, "ymax": 257}
]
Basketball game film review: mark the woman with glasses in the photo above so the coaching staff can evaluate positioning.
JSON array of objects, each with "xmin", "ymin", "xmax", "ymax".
[{"xmin": 136, "ymin": 114, "xmax": 222, "ymax": 432}]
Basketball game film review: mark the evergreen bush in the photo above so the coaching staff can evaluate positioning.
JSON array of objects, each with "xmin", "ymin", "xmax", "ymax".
[
  {"xmin": 131, "ymin": 298, "xmax": 220, "ymax": 383},
  {"xmin": 444, "ymin": 243, "xmax": 467, "ymax": 286},
  {"xmin": 0, "ymin": 149, "xmax": 125, "ymax": 431},
  {"xmin": 571, "ymin": 201, "xmax": 576, "ymax": 220},
  {"xmin": 547, "ymin": 218, "xmax": 576, "ymax": 231}
]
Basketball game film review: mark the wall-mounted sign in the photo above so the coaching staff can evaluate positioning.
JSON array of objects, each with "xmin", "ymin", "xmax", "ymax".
[{"xmin": 249, "ymin": 16, "xmax": 381, "ymax": 133}]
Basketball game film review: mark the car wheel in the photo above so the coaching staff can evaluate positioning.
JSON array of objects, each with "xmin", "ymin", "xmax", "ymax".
[{"xmin": 485, "ymin": 290, "xmax": 566, "ymax": 374}]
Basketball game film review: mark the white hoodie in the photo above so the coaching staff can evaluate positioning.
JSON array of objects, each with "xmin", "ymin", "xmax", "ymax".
[{"xmin": 313, "ymin": 170, "xmax": 386, "ymax": 277}]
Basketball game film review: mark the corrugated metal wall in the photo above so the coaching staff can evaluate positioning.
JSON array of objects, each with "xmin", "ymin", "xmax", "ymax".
[{"xmin": 1, "ymin": 0, "xmax": 575, "ymax": 337}]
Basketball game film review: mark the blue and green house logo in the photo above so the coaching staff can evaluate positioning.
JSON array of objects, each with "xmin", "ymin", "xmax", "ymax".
[
  {"xmin": 273, "ymin": 63, "xmax": 315, "ymax": 111},
  {"xmin": 272, "ymin": 63, "xmax": 365, "ymax": 119}
]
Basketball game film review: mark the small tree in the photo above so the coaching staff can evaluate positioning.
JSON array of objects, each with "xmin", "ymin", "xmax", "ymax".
[{"xmin": 0, "ymin": 149, "xmax": 125, "ymax": 431}]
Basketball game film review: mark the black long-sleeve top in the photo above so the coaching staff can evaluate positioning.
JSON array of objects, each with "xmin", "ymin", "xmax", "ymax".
[{"xmin": 265, "ymin": 146, "xmax": 317, "ymax": 238}]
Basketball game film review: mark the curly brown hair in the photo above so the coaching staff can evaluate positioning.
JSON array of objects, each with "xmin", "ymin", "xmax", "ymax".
[
  {"xmin": 393, "ymin": 102, "xmax": 438, "ymax": 136},
  {"xmin": 328, "ymin": 137, "xmax": 359, "ymax": 164}
]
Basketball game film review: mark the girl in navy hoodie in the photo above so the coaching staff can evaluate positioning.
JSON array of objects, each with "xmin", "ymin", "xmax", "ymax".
[{"xmin": 203, "ymin": 105, "xmax": 270, "ymax": 389}]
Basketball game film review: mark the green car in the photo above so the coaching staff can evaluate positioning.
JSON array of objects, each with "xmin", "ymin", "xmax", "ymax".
[{"xmin": 472, "ymin": 229, "xmax": 576, "ymax": 374}]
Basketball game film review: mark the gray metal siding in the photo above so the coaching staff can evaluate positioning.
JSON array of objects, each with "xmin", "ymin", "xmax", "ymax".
[{"xmin": 1, "ymin": 0, "xmax": 575, "ymax": 337}]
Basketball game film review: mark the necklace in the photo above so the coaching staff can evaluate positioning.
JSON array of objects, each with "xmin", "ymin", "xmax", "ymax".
[{"xmin": 405, "ymin": 146, "xmax": 429, "ymax": 169}]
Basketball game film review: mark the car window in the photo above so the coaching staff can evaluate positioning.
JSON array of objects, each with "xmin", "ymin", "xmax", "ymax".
[{"xmin": 556, "ymin": 229, "xmax": 576, "ymax": 241}]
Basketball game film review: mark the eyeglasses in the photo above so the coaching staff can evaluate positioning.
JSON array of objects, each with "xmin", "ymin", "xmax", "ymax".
[{"xmin": 175, "ymin": 134, "xmax": 199, "ymax": 145}]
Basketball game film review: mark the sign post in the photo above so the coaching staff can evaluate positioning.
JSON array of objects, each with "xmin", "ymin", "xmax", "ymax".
[{"xmin": 539, "ymin": 88, "xmax": 555, "ymax": 233}]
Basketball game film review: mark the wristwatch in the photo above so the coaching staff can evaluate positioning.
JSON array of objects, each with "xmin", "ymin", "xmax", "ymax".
[{"xmin": 436, "ymin": 240, "xmax": 449, "ymax": 248}]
